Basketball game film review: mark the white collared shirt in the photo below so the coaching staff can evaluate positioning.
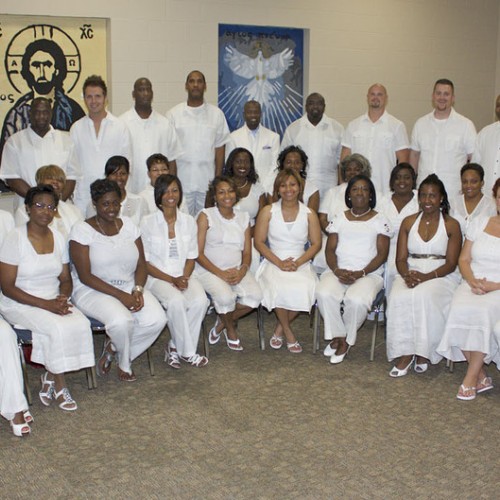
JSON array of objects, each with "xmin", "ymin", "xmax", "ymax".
[{"xmin": 472, "ymin": 121, "xmax": 500, "ymax": 193}]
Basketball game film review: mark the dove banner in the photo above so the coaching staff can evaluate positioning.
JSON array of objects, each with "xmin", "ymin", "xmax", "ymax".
[{"xmin": 218, "ymin": 24, "xmax": 304, "ymax": 139}]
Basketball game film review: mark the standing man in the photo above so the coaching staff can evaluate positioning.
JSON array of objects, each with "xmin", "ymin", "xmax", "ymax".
[
  {"xmin": 226, "ymin": 100, "xmax": 280, "ymax": 193},
  {"xmin": 342, "ymin": 84, "xmax": 409, "ymax": 195},
  {"xmin": 410, "ymin": 78, "xmax": 476, "ymax": 197},
  {"xmin": 120, "ymin": 77, "xmax": 181, "ymax": 193},
  {"xmin": 70, "ymin": 75, "xmax": 131, "ymax": 212},
  {"xmin": 166, "ymin": 70, "xmax": 230, "ymax": 216},
  {"xmin": 0, "ymin": 97, "xmax": 78, "ymax": 208},
  {"xmin": 472, "ymin": 94, "xmax": 500, "ymax": 193},
  {"xmin": 282, "ymin": 93, "xmax": 344, "ymax": 198}
]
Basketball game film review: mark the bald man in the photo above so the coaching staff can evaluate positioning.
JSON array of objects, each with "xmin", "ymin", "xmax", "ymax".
[
  {"xmin": 120, "ymin": 77, "xmax": 180, "ymax": 193},
  {"xmin": 341, "ymin": 83, "xmax": 409, "ymax": 195}
]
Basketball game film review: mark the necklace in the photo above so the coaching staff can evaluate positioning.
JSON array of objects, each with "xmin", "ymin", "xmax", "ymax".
[
  {"xmin": 350, "ymin": 207, "xmax": 372, "ymax": 218},
  {"xmin": 235, "ymin": 180, "xmax": 248, "ymax": 189},
  {"xmin": 96, "ymin": 216, "xmax": 119, "ymax": 236}
]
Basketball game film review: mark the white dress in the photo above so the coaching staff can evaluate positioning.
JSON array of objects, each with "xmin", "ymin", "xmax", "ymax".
[
  {"xmin": 316, "ymin": 212, "xmax": 392, "ymax": 345},
  {"xmin": 386, "ymin": 213, "xmax": 460, "ymax": 364},
  {"xmin": 195, "ymin": 207, "xmax": 262, "ymax": 314},
  {"xmin": 70, "ymin": 217, "xmax": 166, "ymax": 374},
  {"xmin": 141, "ymin": 210, "xmax": 208, "ymax": 358},
  {"xmin": 0, "ymin": 226, "xmax": 94, "ymax": 374},
  {"xmin": 256, "ymin": 201, "xmax": 317, "ymax": 311},
  {"xmin": 437, "ymin": 216, "xmax": 500, "ymax": 365},
  {"xmin": 378, "ymin": 191, "xmax": 419, "ymax": 295},
  {"xmin": 450, "ymin": 194, "xmax": 496, "ymax": 235}
]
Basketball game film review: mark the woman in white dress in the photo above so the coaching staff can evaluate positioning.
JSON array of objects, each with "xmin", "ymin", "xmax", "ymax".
[
  {"xmin": 270, "ymin": 146, "xmax": 320, "ymax": 213},
  {"xmin": 15, "ymin": 165, "xmax": 83, "ymax": 239},
  {"xmin": 437, "ymin": 178, "xmax": 500, "ymax": 400},
  {"xmin": 196, "ymin": 176, "xmax": 262, "ymax": 351},
  {"xmin": 378, "ymin": 163, "xmax": 419, "ymax": 296},
  {"xmin": 316, "ymin": 175, "xmax": 392, "ymax": 364},
  {"xmin": 0, "ymin": 186, "xmax": 94, "ymax": 411},
  {"xmin": 86, "ymin": 156, "xmax": 148, "ymax": 226},
  {"xmin": 0, "ymin": 209, "xmax": 31, "ymax": 436},
  {"xmin": 255, "ymin": 168, "xmax": 321, "ymax": 353},
  {"xmin": 387, "ymin": 174, "xmax": 462, "ymax": 377},
  {"xmin": 141, "ymin": 174, "xmax": 209, "ymax": 368},
  {"xmin": 71, "ymin": 179, "xmax": 166, "ymax": 382},
  {"xmin": 450, "ymin": 163, "xmax": 496, "ymax": 234}
]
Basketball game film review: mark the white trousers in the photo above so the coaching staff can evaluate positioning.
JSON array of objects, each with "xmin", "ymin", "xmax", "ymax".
[
  {"xmin": 184, "ymin": 191, "xmax": 206, "ymax": 218},
  {"xmin": 0, "ymin": 319, "xmax": 28, "ymax": 421},
  {"xmin": 73, "ymin": 288, "xmax": 166, "ymax": 374},
  {"xmin": 196, "ymin": 271, "xmax": 263, "ymax": 315},
  {"xmin": 316, "ymin": 270, "xmax": 383, "ymax": 345},
  {"xmin": 147, "ymin": 276, "xmax": 209, "ymax": 357}
]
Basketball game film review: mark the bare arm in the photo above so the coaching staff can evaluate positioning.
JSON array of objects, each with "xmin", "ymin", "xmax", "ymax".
[
  {"xmin": 295, "ymin": 210, "xmax": 321, "ymax": 267},
  {"xmin": 61, "ymin": 180, "xmax": 76, "ymax": 201},
  {"xmin": 307, "ymin": 191, "xmax": 320, "ymax": 213},
  {"xmin": 168, "ymin": 159, "xmax": 177, "ymax": 176},
  {"xmin": 396, "ymin": 148, "xmax": 410, "ymax": 164},
  {"xmin": 5, "ymin": 178, "xmax": 31, "ymax": 198},
  {"xmin": 409, "ymin": 150, "xmax": 420, "ymax": 173},
  {"xmin": 215, "ymin": 146, "xmax": 225, "ymax": 177}
]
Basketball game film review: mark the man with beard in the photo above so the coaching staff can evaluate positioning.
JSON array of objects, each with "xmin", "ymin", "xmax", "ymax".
[
  {"xmin": 341, "ymin": 84, "xmax": 409, "ymax": 196},
  {"xmin": 120, "ymin": 78, "xmax": 181, "ymax": 193},
  {"xmin": 0, "ymin": 39, "xmax": 85, "ymax": 157}
]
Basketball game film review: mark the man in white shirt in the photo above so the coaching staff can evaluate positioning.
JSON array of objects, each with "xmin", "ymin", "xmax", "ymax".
[
  {"xmin": 341, "ymin": 84, "xmax": 409, "ymax": 195},
  {"xmin": 70, "ymin": 75, "xmax": 131, "ymax": 212},
  {"xmin": 410, "ymin": 78, "xmax": 476, "ymax": 197},
  {"xmin": 282, "ymin": 93, "xmax": 344, "ymax": 198},
  {"xmin": 120, "ymin": 78, "xmax": 181, "ymax": 194},
  {"xmin": 166, "ymin": 70, "xmax": 230, "ymax": 216},
  {"xmin": 472, "ymin": 94, "xmax": 500, "ymax": 193},
  {"xmin": 0, "ymin": 97, "xmax": 78, "ymax": 208},
  {"xmin": 226, "ymin": 100, "xmax": 280, "ymax": 193}
]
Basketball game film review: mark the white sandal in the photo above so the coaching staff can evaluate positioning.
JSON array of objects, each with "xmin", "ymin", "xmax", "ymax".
[
  {"xmin": 54, "ymin": 387, "xmax": 78, "ymax": 411},
  {"xmin": 180, "ymin": 353, "xmax": 209, "ymax": 367},
  {"xmin": 39, "ymin": 372, "xmax": 54, "ymax": 406},
  {"xmin": 10, "ymin": 420, "xmax": 30, "ymax": 437}
]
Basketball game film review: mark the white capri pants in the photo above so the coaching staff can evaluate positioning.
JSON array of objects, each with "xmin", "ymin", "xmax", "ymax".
[
  {"xmin": 73, "ymin": 287, "xmax": 166, "ymax": 374},
  {"xmin": 196, "ymin": 271, "xmax": 263, "ymax": 315},
  {"xmin": 0, "ymin": 319, "xmax": 28, "ymax": 421},
  {"xmin": 147, "ymin": 276, "xmax": 209, "ymax": 358},
  {"xmin": 316, "ymin": 270, "xmax": 383, "ymax": 346}
]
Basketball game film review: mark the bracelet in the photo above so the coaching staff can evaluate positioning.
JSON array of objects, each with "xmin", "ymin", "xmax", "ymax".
[
  {"xmin": 132, "ymin": 285, "xmax": 144, "ymax": 294},
  {"xmin": 333, "ymin": 267, "xmax": 338, "ymax": 275},
  {"xmin": 361, "ymin": 269, "xmax": 366, "ymax": 277},
  {"xmin": 434, "ymin": 270, "xmax": 438, "ymax": 279}
]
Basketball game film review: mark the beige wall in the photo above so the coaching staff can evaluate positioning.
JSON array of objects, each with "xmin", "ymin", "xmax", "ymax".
[{"xmin": 1, "ymin": 0, "xmax": 499, "ymax": 134}]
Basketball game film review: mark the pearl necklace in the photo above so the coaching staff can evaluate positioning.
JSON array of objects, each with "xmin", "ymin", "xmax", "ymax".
[
  {"xmin": 350, "ymin": 207, "xmax": 372, "ymax": 218},
  {"xmin": 96, "ymin": 217, "xmax": 119, "ymax": 236}
]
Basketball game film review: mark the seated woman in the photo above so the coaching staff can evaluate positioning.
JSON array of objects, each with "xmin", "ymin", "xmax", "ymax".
[
  {"xmin": 437, "ymin": 178, "xmax": 500, "ymax": 400},
  {"xmin": 86, "ymin": 156, "xmax": 148, "ymax": 226},
  {"xmin": 70, "ymin": 179, "xmax": 166, "ymax": 382},
  {"xmin": 387, "ymin": 174, "xmax": 462, "ymax": 377},
  {"xmin": 141, "ymin": 174, "xmax": 209, "ymax": 368},
  {"xmin": 196, "ymin": 176, "xmax": 262, "ymax": 351},
  {"xmin": 270, "ymin": 146, "xmax": 319, "ymax": 213},
  {"xmin": 254, "ymin": 168, "xmax": 321, "ymax": 353},
  {"xmin": 378, "ymin": 163, "xmax": 419, "ymax": 295},
  {"xmin": 0, "ymin": 186, "xmax": 94, "ymax": 411},
  {"xmin": 316, "ymin": 175, "xmax": 391, "ymax": 364},
  {"xmin": 15, "ymin": 165, "xmax": 83, "ymax": 239},
  {"xmin": 450, "ymin": 163, "xmax": 496, "ymax": 234}
]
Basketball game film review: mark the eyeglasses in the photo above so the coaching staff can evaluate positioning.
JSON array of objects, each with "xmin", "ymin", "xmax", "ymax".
[{"xmin": 33, "ymin": 202, "xmax": 57, "ymax": 212}]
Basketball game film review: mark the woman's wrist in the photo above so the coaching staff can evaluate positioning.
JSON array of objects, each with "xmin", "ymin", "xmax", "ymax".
[{"xmin": 132, "ymin": 285, "xmax": 144, "ymax": 294}]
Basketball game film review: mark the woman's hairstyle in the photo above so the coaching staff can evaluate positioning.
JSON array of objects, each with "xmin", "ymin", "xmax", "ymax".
[
  {"xmin": 25, "ymin": 184, "xmax": 59, "ymax": 208},
  {"xmin": 272, "ymin": 168, "xmax": 304, "ymax": 202},
  {"xmin": 277, "ymin": 145, "xmax": 309, "ymax": 179},
  {"xmin": 35, "ymin": 164, "xmax": 66, "ymax": 184},
  {"xmin": 223, "ymin": 147, "xmax": 258, "ymax": 184},
  {"xmin": 460, "ymin": 162, "xmax": 485, "ymax": 181},
  {"xmin": 345, "ymin": 174, "xmax": 377, "ymax": 209},
  {"xmin": 418, "ymin": 173, "xmax": 450, "ymax": 215},
  {"xmin": 340, "ymin": 153, "xmax": 372, "ymax": 180},
  {"xmin": 208, "ymin": 175, "xmax": 241, "ymax": 204},
  {"xmin": 154, "ymin": 174, "xmax": 183, "ymax": 209},
  {"xmin": 90, "ymin": 179, "xmax": 121, "ymax": 203},
  {"xmin": 389, "ymin": 162, "xmax": 417, "ymax": 191},
  {"xmin": 492, "ymin": 177, "xmax": 500, "ymax": 198},
  {"xmin": 104, "ymin": 155, "xmax": 130, "ymax": 176},
  {"xmin": 146, "ymin": 153, "xmax": 169, "ymax": 171}
]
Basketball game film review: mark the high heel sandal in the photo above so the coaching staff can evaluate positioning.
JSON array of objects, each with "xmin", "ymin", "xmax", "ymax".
[
  {"xmin": 23, "ymin": 410, "xmax": 34, "ymax": 424},
  {"xmin": 39, "ymin": 372, "xmax": 55, "ymax": 406},
  {"xmin": 208, "ymin": 317, "xmax": 225, "ymax": 345},
  {"xmin": 54, "ymin": 387, "xmax": 78, "ymax": 411},
  {"xmin": 224, "ymin": 331, "xmax": 243, "ymax": 351},
  {"xmin": 389, "ymin": 356, "xmax": 415, "ymax": 378},
  {"xmin": 10, "ymin": 420, "xmax": 30, "ymax": 437},
  {"xmin": 164, "ymin": 344, "xmax": 181, "ymax": 369},
  {"xmin": 96, "ymin": 338, "xmax": 115, "ymax": 377}
]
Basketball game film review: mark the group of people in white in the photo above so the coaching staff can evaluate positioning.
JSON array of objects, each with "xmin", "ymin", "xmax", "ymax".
[{"xmin": 0, "ymin": 71, "xmax": 499, "ymax": 439}]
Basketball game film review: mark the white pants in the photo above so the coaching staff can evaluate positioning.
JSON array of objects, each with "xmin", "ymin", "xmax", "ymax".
[
  {"xmin": 147, "ymin": 276, "xmax": 209, "ymax": 358},
  {"xmin": 73, "ymin": 288, "xmax": 166, "ymax": 374},
  {"xmin": 196, "ymin": 271, "xmax": 263, "ymax": 315},
  {"xmin": 184, "ymin": 191, "xmax": 206, "ymax": 218},
  {"xmin": 316, "ymin": 270, "xmax": 383, "ymax": 345},
  {"xmin": 0, "ymin": 319, "xmax": 28, "ymax": 421}
]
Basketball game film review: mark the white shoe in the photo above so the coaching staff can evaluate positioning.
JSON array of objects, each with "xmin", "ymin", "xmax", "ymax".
[
  {"xmin": 389, "ymin": 356, "xmax": 415, "ymax": 378},
  {"xmin": 330, "ymin": 346, "xmax": 350, "ymax": 364},
  {"xmin": 323, "ymin": 341, "xmax": 337, "ymax": 357}
]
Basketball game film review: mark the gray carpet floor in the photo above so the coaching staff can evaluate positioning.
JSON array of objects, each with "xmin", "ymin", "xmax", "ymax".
[{"xmin": 1, "ymin": 312, "xmax": 499, "ymax": 499}]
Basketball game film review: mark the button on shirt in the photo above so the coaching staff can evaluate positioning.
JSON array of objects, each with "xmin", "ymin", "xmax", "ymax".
[
  {"xmin": 472, "ymin": 121, "xmax": 500, "ymax": 193},
  {"xmin": 411, "ymin": 108, "xmax": 476, "ymax": 197}
]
